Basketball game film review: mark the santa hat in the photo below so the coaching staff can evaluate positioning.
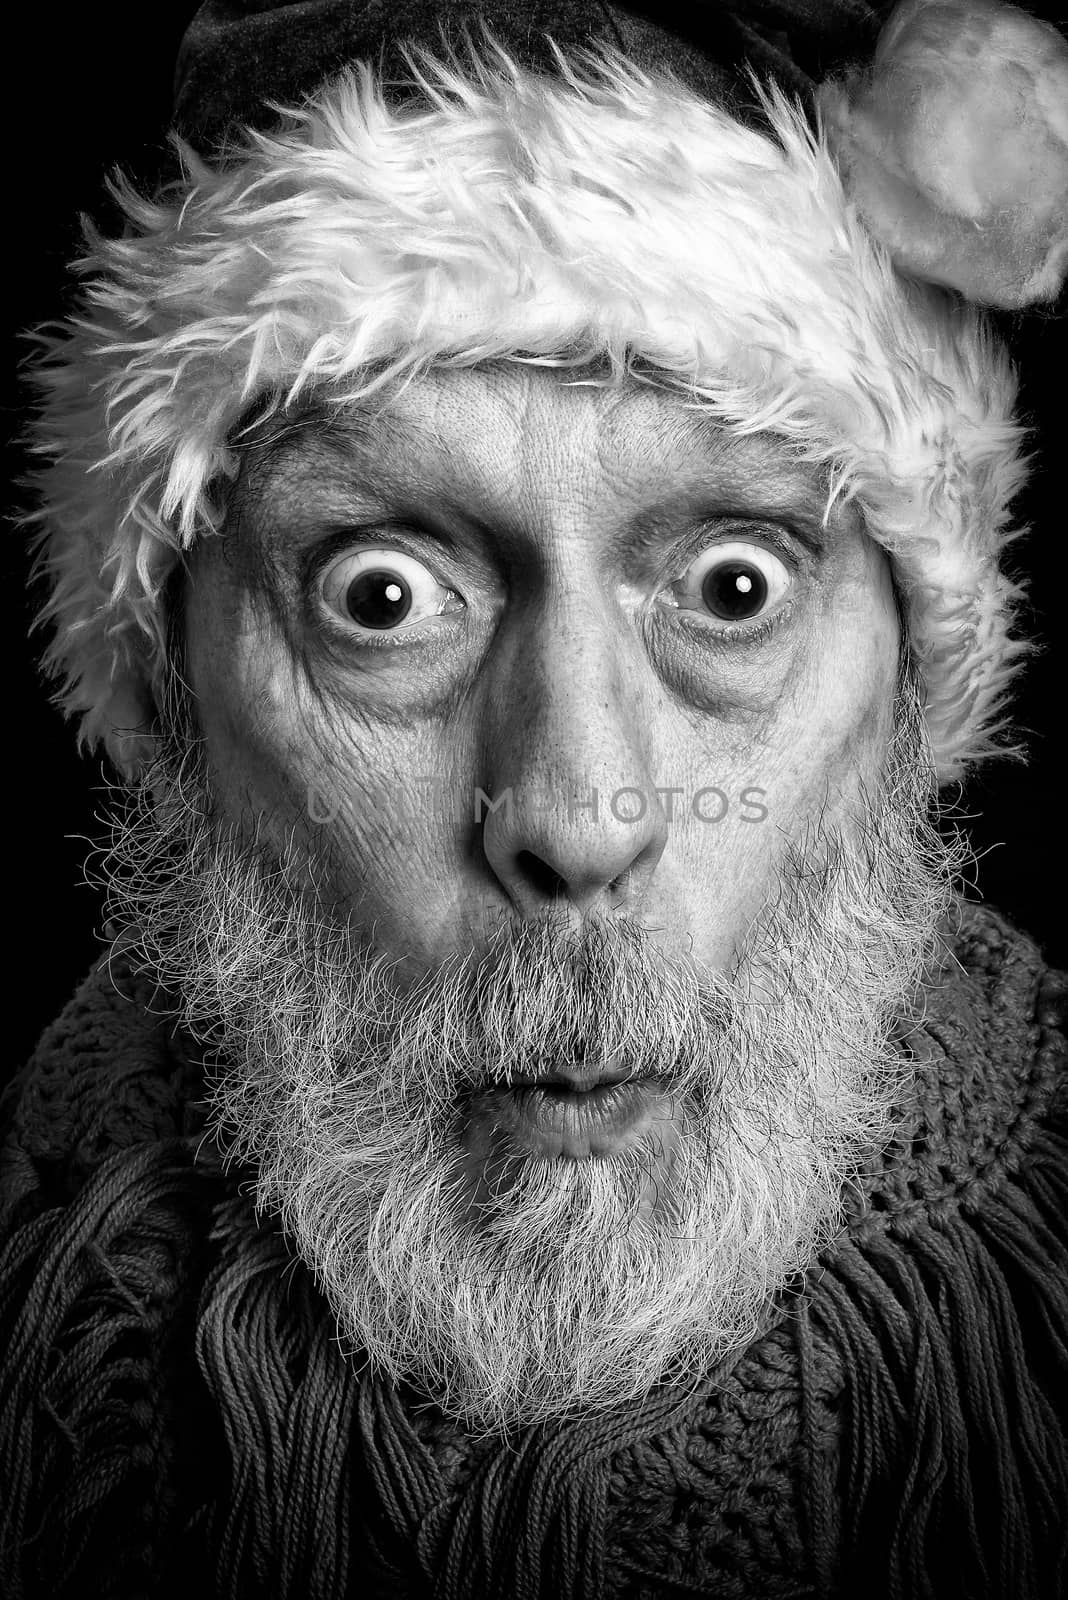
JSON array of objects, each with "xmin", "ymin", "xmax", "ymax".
[{"xmin": 26, "ymin": 0, "xmax": 1068, "ymax": 781}]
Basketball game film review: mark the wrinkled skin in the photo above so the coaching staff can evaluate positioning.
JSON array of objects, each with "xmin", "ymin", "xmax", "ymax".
[{"xmin": 185, "ymin": 362, "xmax": 900, "ymax": 978}]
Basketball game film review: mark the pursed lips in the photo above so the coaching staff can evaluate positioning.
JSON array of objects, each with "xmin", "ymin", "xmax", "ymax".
[
  {"xmin": 492, "ymin": 1062, "xmax": 642, "ymax": 1094},
  {"xmin": 466, "ymin": 1063, "xmax": 675, "ymax": 1160}
]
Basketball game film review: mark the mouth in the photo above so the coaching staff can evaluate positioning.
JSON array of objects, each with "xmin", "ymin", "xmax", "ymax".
[
  {"xmin": 501, "ymin": 1061, "xmax": 638, "ymax": 1094},
  {"xmin": 469, "ymin": 1070, "xmax": 673, "ymax": 1159}
]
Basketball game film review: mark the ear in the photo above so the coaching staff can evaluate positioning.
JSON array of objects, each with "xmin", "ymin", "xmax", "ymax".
[
  {"xmin": 102, "ymin": 692, "xmax": 162, "ymax": 784},
  {"xmin": 817, "ymin": 0, "xmax": 1068, "ymax": 309}
]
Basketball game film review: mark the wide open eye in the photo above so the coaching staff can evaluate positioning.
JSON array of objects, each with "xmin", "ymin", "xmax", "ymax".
[
  {"xmin": 663, "ymin": 540, "xmax": 792, "ymax": 626},
  {"xmin": 320, "ymin": 548, "xmax": 464, "ymax": 635}
]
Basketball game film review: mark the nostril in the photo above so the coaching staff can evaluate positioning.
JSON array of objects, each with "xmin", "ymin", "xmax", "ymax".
[
  {"xmin": 481, "ymin": 784, "xmax": 668, "ymax": 916},
  {"xmin": 515, "ymin": 850, "xmax": 568, "ymax": 899}
]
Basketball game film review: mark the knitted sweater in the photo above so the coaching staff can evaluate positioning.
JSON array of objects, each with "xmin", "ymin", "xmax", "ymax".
[{"xmin": 0, "ymin": 903, "xmax": 1065, "ymax": 1600}]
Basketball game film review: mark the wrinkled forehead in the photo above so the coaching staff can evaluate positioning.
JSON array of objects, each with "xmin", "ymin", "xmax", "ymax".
[{"xmin": 231, "ymin": 365, "xmax": 836, "ymax": 511}]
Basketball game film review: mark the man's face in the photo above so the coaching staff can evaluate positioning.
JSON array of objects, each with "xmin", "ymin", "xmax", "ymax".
[
  {"xmin": 187, "ymin": 361, "xmax": 900, "ymax": 958},
  {"xmin": 128, "ymin": 362, "xmax": 951, "ymax": 1433}
]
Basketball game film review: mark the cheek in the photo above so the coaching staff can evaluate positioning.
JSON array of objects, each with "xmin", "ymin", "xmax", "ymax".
[
  {"xmin": 651, "ymin": 546, "xmax": 900, "ymax": 967},
  {"xmin": 185, "ymin": 598, "xmax": 309, "ymax": 833},
  {"xmin": 805, "ymin": 543, "xmax": 902, "ymax": 790},
  {"xmin": 296, "ymin": 717, "xmax": 478, "ymax": 941},
  {"xmin": 185, "ymin": 582, "xmax": 476, "ymax": 943},
  {"xmin": 729, "ymin": 538, "xmax": 901, "ymax": 810}
]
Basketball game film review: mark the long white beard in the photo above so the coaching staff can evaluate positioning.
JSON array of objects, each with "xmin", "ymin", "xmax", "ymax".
[{"xmin": 102, "ymin": 688, "xmax": 962, "ymax": 1437}]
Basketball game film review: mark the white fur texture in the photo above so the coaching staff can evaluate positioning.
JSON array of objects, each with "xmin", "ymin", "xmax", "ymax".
[
  {"xmin": 28, "ymin": 42, "xmax": 1030, "ymax": 780},
  {"xmin": 819, "ymin": 0, "xmax": 1068, "ymax": 309}
]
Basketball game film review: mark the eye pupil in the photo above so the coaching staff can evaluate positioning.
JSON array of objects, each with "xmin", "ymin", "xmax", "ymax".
[
  {"xmin": 344, "ymin": 569, "xmax": 413, "ymax": 629},
  {"xmin": 701, "ymin": 561, "xmax": 768, "ymax": 621}
]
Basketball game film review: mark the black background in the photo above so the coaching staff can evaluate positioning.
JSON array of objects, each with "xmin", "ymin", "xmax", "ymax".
[{"xmin": 5, "ymin": 2, "xmax": 1066, "ymax": 1073}]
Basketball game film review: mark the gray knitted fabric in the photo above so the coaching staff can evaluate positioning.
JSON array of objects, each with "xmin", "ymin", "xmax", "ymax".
[{"xmin": 0, "ymin": 900, "xmax": 1066, "ymax": 1598}]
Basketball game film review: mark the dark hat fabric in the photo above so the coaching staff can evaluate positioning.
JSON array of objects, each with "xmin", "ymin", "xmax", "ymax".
[{"xmin": 173, "ymin": 0, "xmax": 884, "ymax": 146}]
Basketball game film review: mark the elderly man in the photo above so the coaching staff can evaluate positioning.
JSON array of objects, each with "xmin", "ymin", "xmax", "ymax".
[{"xmin": 2, "ymin": 0, "xmax": 1067, "ymax": 1596}]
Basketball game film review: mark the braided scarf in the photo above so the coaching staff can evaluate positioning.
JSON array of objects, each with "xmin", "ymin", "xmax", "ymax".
[{"xmin": 1, "ymin": 902, "xmax": 1066, "ymax": 1599}]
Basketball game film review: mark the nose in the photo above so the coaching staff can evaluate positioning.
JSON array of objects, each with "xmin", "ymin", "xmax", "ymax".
[{"xmin": 479, "ymin": 598, "xmax": 669, "ymax": 919}]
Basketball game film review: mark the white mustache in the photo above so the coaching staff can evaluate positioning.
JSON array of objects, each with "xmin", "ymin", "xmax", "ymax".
[{"xmin": 383, "ymin": 913, "xmax": 736, "ymax": 1107}]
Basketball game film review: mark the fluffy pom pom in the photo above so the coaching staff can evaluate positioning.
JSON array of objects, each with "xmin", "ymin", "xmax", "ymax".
[{"xmin": 818, "ymin": 0, "xmax": 1068, "ymax": 309}]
